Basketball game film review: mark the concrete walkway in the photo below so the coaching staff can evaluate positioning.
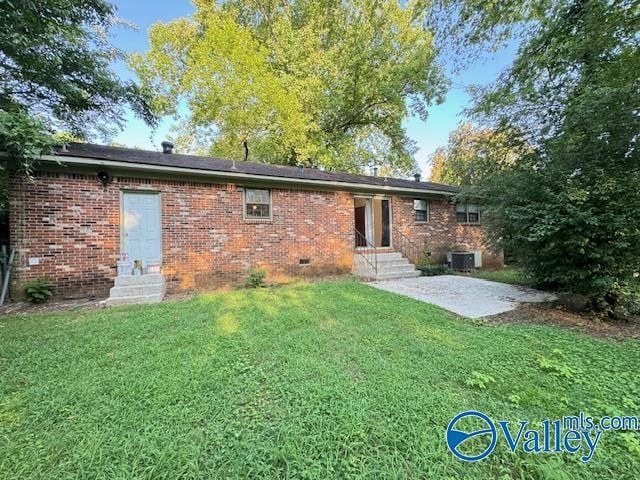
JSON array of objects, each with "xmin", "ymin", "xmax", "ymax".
[{"xmin": 370, "ymin": 275, "xmax": 556, "ymax": 318}]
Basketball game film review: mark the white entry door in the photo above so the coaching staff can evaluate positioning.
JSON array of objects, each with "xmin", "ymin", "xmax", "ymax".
[{"xmin": 122, "ymin": 192, "xmax": 162, "ymax": 268}]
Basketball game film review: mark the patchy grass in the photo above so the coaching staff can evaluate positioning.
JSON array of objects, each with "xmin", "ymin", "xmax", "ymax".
[
  {"xmin": 1, "ymin": 280, "xmax": 639, "ymax": 478},
  {"xmin": 468, "ymin": 267, "xmax": 532, "ymax": 286}
]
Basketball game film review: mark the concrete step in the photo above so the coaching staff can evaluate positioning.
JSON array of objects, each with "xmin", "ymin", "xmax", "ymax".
[
  {"xmin": 114, "ymin": 274, "xmax": 164, "ymax": 287},
  {"xmin": 354, "ymin": 252, "xmax": 404, "ymax": 262},
  {"xmin": 375, "ymin": 258, "xmax": 414, "ymax": 267},
  {"xmin": 375, "ymin": 252, "xmax": 404, "ymax": 260},
  {"xmin": 106, "ymin": 293, "xmax": 164, "ymax": 306},
  {"xmin": 109, "ymin": 283, "xmax": 165, "ymax": 298},
  {"xmin": 108, "ymin": 274, "xmax": 167, "ymax": 306},
  {"xmin": 376, "ymin": 265, "xmax": 420, "ymax": 275},
  {"xmin": 356, "ymin": 260, "xmax": 415, "ymax": 269},
  {"xmin": 374, "ymin": 270, "xmax": 422, "ymax": 281},
  {"xmin": 353, "ymin": 250, "xmax": 421, "ymax": 281},
  {"xmin": 355, "ymin": 258, "xmax": 412, "ymax": 268}
]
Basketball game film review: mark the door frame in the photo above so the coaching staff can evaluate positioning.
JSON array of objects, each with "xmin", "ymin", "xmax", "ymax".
[
  {"xmin": 120, "ymin": 189, "xmax": 163, "ymax": 263},
  {"xmin": 353, "ymin": 194, "xmax": 393, "ymax": 248}
]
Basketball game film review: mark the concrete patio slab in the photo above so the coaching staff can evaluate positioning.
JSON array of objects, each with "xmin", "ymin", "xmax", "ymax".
[{"xmin": 370, "ymin": 275, "xmax": 556, "ymax": 318}]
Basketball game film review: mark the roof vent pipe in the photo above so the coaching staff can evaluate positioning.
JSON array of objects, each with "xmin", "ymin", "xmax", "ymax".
[
  {"xmin": 373, "ymin": 167, "xmax": 378, "ymax": 177},
  {"xmin": 414, "ymin": 173, "xmax": 421, "ymax": 182},
  {"xmin": 161, "ymin": 141, "xmax": 174, "ymax": 154}
]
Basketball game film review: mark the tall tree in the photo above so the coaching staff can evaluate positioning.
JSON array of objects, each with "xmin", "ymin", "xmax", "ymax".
[
  {"xmin": 0, "ymin": 0, "xmax": 155, "ymax": 170},
  {"xmin": 132, "ymin": 0, "xmax": 446, "ymax": 174},
  {"xmin": 441, "ymin": 0, "xmax": 640, "ymax": 310},
  {"xmin": 428, "ymin": 123, "xmax": 521, "ymax": 186}
]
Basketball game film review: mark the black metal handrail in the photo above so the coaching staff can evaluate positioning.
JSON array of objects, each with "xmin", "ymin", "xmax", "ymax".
[
  {"xmin": 354, "ymin": 228, "xmax": 377, "ymax": 274},
  {"xmin": 394, "ymin": 230, "xmax": 423, "ymax": 266}
]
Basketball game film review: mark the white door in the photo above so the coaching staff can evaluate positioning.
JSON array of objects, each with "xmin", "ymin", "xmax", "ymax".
[{"xmin": 122, "ymin": 192, "xmax": 161, "ymax": 268}]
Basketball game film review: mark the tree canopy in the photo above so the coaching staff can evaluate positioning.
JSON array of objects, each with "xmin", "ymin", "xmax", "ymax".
[
  {"xmin": 428, "ymin": 123, "xmax": 521, "ymax": 186},
  {"xmin": 0, "ymin": 0, "xmax": 155, "ymax": 166},
  {"xmin": 451, "ymin": 0, "xmax": 640, "ymax": 311},
  {"xmin": 132, "ymin": 0, "xmax": 446, "ymax": 174}
]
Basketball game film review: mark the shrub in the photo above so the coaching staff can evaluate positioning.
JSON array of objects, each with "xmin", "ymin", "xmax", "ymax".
[
  {"xmin": 418, "ymin": 265, "xmax": 452, "ymax": 276},
  {"xmin": 25, "ymin": 278, "xmax": 53, "ymax": 304},
  {"xmin": 245, "ymin": 268, "xmax": 267, "ymax": 288},
  {"xmin": 419, "ymin": 240, "xmax": 431, "ymax": 267},
  {"xmin": 609, "ymin": 281, "xmax": 640, "ymax": 321}
]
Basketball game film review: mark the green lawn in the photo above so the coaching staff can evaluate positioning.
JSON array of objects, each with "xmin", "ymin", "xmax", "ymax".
[
  {"xmin": 1, "ymin": 280, "xmax": 639, "ymax": 479},
  {"xmin": 468, "ymin": 267, "xmax": 532, "ymax": 286}
]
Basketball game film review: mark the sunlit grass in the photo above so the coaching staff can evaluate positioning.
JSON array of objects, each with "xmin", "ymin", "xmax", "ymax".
[
  {"xmin": 1, "ymin": 280, "xmax": 639, "ymax": 478},
  {"xmin": 468, "ymin": 267, "xmax": 532, "ymax": 286}
]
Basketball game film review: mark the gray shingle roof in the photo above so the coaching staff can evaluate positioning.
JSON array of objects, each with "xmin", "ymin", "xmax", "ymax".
[{"xmin": 56, "ymin": 143, "xmax": 459, "ymax": 194}]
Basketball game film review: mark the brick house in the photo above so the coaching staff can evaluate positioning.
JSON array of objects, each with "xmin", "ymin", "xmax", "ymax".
[{"xmin": 8, "ymin": 143, "xmax": 501, "ymax": 300}]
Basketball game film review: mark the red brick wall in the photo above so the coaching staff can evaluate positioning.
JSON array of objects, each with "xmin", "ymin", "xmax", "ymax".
[
  {"xmin": 10, "ymin": 171, "xmax": 354, "ymax": 299},
  {"xmin": 10, "ymin": 171, "xmax": 120, "ymax": 298},
  {"xmin": 9, "ymin": 170, "xmax": 501, "ymax": 299},
  {"xmin": 391, "ymin": 196, "xmax": 503, "ymax": 267}
]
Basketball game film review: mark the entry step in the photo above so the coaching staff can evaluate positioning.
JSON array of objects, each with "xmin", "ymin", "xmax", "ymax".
[
  {"xmin": 353, "ymin": 251, "xmax": 421, "ymax": 281},
  {"xmin": 106, "ymin": 274, "xmax": 166, "ymax": 306}
]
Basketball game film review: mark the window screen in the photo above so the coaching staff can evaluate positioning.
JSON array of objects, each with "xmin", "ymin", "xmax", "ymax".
[
  {"xmin": 245, "ymin": 188, "xmax": 271, "ymax": 219},
  {"xmin": 413, "ymin": 199, "xmax": 428, "ymax": 222}
]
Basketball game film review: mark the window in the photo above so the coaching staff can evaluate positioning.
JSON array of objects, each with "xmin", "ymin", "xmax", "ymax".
[
  {"xmin": 413, "ymin": 199, "xmax": 429, "ymax": 222},
  {"xmin": 456, "ymin": 203, "xmax": 480, "ymax": 224},
  {"xmin": 245, "ymin": 188, "xmax": 271, "ymax": 219}
]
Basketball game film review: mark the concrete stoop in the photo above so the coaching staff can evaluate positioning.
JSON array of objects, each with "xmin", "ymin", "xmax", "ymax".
[
  {"xmin": 106, "ymin": 273, "xmax": 166, "ymax": 306},
  {"xmin": 354, "ymin": 251, "xmax": 421, "ymax": 281}
]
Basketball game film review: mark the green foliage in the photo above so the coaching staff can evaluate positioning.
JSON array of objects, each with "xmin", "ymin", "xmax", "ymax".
[
  {"xmin": 620, "ymin": 432, "xmax": 640, "ymax": 457},
  {"xmin": 464, "ymin": 371, "xmax": 496, "ymax": 390},
  {"xmin": 453, "ymin": 0, "xmax": 640, "ymax": 309},
  {"xmin": 611, "ymin": 280, "xmax": 640, "ymax": 320},
  {"xmin": 418, "ymin": 265, "xmax": 452, "ymax": 276},
  {"xmin": 419, "ymin": 239, "xmax": 432, "ymax": 267},
  {"xmin": 428, "ymin": 123, "xmax": 524, "ymax": 186},
  {"xmin": 24, "ymin": 278, "xmax": 53, "ymax": 304},
  {"xmin": 430, "ymin": 1, "xmax": 547, "ymax": 61},
  {"xmin": 0, "ymin": 112, "xmax": 57, "ymax": 220},
  {"xmin": 132, "ymin": 0, "xmax": 446, "ymax": 174},
  {"xmin": 245, "ymin": 268, "xmax": 267, "ymax": 288},
  {"xmin": 0, "ymin": 111, "xmax": 57, "ymax": 175},
  {"xmin": 0, "ymin": 0, "xmax": 155, "ymax": 171},
  {"xmin": 536, "ymin": 349, "xmax": 578, "ymax": 380},
  {"xmin": 2, "ymin": 280, "xmax": 640, "ymax": 477},
  {"xmin": 507, "ymin": 394, "xmax": 521, "ymax": 406},
  {"xmin": 469, "ymin": 268, "xmax": 531, "ymax": 287}
]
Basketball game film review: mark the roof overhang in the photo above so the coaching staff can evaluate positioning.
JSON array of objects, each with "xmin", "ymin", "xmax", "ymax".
[{"xmin": 34, "ymin": 154, "xmax": 457, "ymax": 197}]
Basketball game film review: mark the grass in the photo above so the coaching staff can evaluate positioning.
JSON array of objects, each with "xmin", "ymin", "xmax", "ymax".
[
  {"xmin": 468, "ymin": 267, "xmax": 532, "ymax": 286},
  {"xmin": 1, "ymin": 280, "xmax": 639, "ymax": 479}
]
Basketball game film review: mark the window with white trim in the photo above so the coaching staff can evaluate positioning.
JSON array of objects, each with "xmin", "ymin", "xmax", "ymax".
[
  {"xmin": 245, "ymin": 188, "xmax": 271, "ymax": 219},
  {"xmin": 413, "ymin": 199, "xmax": 429, "ymax": 222},
  {"xmin": 456, "ymin": 203, "xmax": 480, "ymax": 224}
]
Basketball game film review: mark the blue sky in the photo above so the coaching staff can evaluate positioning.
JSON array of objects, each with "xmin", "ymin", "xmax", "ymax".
[{"xmin": 109, "ymin": 0, "xmax": 516, "ymax": 177}]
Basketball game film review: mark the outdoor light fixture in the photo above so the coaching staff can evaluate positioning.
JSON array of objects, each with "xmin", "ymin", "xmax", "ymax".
[{"xmin": 97, "ymin": 171, "xmax": 112, "ymax": 187}]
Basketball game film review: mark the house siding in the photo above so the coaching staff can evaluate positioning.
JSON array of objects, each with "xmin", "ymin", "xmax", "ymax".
[{"xmin": 9, "ymin": 169, "xmax": 500, "ymax": 300}]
